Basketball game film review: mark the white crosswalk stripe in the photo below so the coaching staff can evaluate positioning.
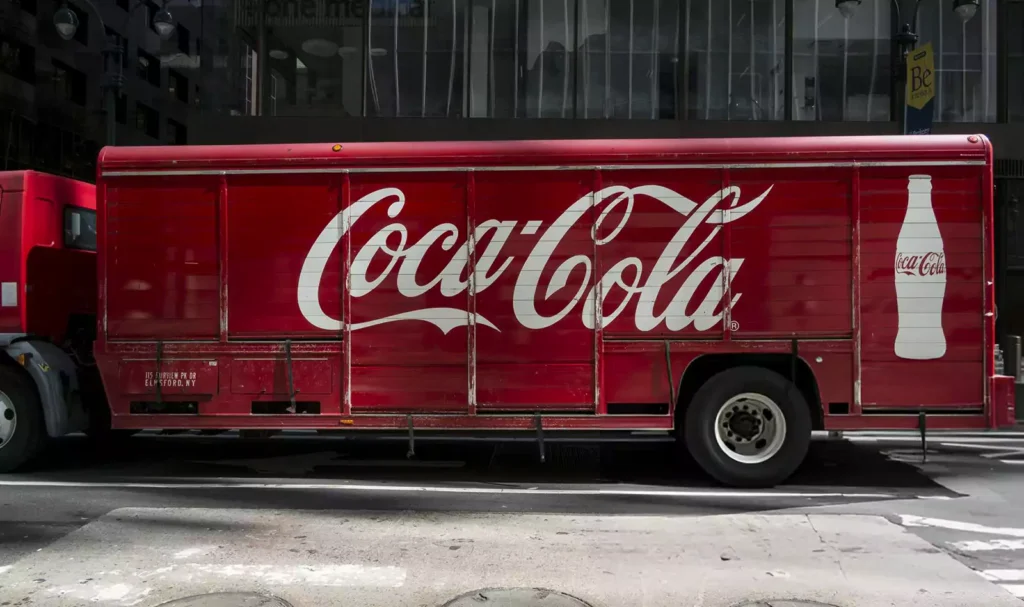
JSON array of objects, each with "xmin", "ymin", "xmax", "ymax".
[
  {"xmin": 951, "ymin": 539, "xmax": 1024, "ymax": 552},
  {"xmin": 978, "ymin": 570, "xmax": 1024, "ymax": 600}
]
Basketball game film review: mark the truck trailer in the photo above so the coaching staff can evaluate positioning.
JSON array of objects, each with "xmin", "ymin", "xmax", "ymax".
[{"xmin": 0, "ymin": 135, "xmax": 1015, "ymax": 487}]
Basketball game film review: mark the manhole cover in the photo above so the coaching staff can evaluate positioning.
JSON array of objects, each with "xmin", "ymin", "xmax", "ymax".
[
  {"xmin": 443, "ymin": 588, "xmax": 593, "ymax": 606},
  {"xmin": 731, "ymin": 601, "xmax": 840, "ymax": 607},
  {"xmin": 155, "ymin": 592, "xmax": 293, "ymax": 607}
]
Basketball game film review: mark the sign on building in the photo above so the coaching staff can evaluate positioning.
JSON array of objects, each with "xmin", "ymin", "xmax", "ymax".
[
  {"xmin": 233, "ymin": 0, "xmax": 433, "ymax": 29},
  {"xmin": 905, "ymin": 43, "xmax": 935, "ymax": 135}
]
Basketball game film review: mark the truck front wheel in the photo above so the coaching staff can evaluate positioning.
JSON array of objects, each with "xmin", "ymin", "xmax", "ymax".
[
  {"xmin": 0, "ymin": 365, "xmax": 46, "ymax": 473},
  {"xmin": 684, "ymin": 366, "xmax": 811, "ymax": 488}
]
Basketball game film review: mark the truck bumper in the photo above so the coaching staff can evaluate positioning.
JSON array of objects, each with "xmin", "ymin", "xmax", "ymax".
[{"xmin": 991, "ymin": 375, "xmax": 1017, "ymax": 428}]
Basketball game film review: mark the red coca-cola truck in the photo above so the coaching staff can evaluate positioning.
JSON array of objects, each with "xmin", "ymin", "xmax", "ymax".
[{"xmin": 0, "ymin": 135, "xmax": 1015, "ymax": 487}]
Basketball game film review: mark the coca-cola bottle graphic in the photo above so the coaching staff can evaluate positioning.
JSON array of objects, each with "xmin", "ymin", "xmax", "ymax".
[{"xmin": 894, "ymin": 174, "xmax": 947, "ymax": 360}]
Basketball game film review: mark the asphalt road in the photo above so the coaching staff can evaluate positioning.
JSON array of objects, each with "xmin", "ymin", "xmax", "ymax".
[{"xmin": 0, "ymin": 430, "xmax": 1022, "ymax": 605}]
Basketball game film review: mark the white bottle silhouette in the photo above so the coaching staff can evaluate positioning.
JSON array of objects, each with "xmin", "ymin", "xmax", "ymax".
[{"xmin": 894, "ymin": 174, "xmax": 947, "ymax": 360}]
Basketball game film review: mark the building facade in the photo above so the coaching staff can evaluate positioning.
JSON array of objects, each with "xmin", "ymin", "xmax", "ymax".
[
  {"xmin": 4, "ymin": 0, "xmax": 1024, "ymax": 345},
  {"xmin": 1, "ymin": 0, "xmax": 200, "ymax": 178}
]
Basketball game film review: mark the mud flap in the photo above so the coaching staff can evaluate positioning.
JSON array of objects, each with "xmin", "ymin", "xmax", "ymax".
[{"xmin": 4, "ymin": 340, "xmax": 86, "ymax": 437}]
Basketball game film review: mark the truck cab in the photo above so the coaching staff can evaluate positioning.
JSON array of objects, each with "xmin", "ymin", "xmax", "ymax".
[{"xmin": 0, "ymin": 170, "xmax": 97, "ymax": 471}]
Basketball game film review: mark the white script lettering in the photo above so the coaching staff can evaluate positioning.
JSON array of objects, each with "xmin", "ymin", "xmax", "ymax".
[{"xmin": 296, "ymin": 184, "xmax": 772, "ymax": 334}]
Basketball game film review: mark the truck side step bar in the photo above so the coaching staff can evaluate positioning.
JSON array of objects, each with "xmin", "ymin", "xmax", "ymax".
[
  {"xmin": 284, "ymin": 339, "xmax": 298, "ymax": 413},
  {"xmin": 407, "ymin": 414, "xmax": 415, "ymax": 459},
  {"xmin": 154, "ymin": 341, "xmax": 163, "ymax": 406},
  {"xmin": 535, "ymin": 413, "xmax": 545, "ymax": 463},
  {"xmin": 919, "ymin": 411, "xmax": 928, "ymax": 462}
]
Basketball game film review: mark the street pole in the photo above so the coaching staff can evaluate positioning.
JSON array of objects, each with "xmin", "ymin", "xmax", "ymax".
[
  {"xmin": 896, "ymin": 22, "xmax": 920, "ymax": 134},
  {"xmin": 888, "ymin": 0, "xmax": 926, "ymax": 134},
  {"xmin": 102, "ymin": 35, "xmax": 122, "ymax": 146},
  {"xmin": 55, "ymin": 0, "xmax": 174, "ymax": 148}
]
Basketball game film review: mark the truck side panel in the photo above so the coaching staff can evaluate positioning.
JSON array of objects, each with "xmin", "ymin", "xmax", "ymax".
[
  {"xmin": 226, "ymin": 174, "xmax": 339, "ymax": 338},
  {"xmin": 859, "ymin": 166, "xmax": 984, "ymax": 408},
  {"xmin": 470, "ymin": 170, "xmax": 596, "ymax": 410},
  {"xmin": 105, "ymin": 177, "xmax": 220, "ymax": 340},
  {"xmin": 725, "ymin": 168, "xmax": 852, "ymax": 338}
]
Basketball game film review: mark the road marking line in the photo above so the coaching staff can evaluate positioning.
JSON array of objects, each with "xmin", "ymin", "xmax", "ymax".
[
  {"xmin": 1001, "ymin": 460, "xmax": 1024, "ymax": 465},
  {"xmin": 950, "ymin": 539, "xmax": 1024, "ymax": 552},
  {"xmin": 900, "ymin": 515, "xmax": 1024, "ymax": 537},
  {"xmin": 172, "ymin": 547, "xmax": 215, "ymax": 560},
  {"xmin": 851, "ymin": 436, "xmax": 1024, "ymax": 444},
  {"xmin": 0, "ymin": 479, "xmax": 900, "ymax": 499},
  {"xmin": 938, "ymin": 442, "xmax": 1024, "ymax": 452},
  {"xmin": 186, "ymin": 563, "xmax": 406, "ymax": 587},
  {"xmin": 980, "ymin": 450, "xmax": 1024, "ymax": 459},
  {"xmin": 849, "ymin": 432, "xmax": 1024, "ymax": 438},
  {"xmin": 1003, "ymin": 584, "xmax": 1024, "ymax": 597},
  {"xmin": 0, "ymin": 565, "xmax": 11, "ymax": 575},
  {"xmin": 980, "ymin": 570, "xmax": 1024, "ymax": 582}
]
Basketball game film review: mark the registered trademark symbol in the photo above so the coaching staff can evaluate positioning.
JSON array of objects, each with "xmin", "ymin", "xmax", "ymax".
[{"xmin": 728, "ymin": 320, "xmax": 740, "ymax": 331}]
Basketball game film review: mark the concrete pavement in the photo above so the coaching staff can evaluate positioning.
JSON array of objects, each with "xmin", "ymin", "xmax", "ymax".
[
  {"xmin": 1, "ymin": 508, "xmax": 1018, "ymax": 607},
  {"xmin": 1, "ymin": 433, "xmax": 1024, "ymax": 605}
]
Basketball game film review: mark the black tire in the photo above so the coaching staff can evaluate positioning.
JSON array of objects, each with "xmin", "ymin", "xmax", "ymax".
[
  {"xmin": 83, "ymin": 400, "xmax": 139, "ymax": 444},
  {"xmin": 683, "ymin": 366, "xmax": 812, "ymax": 488},
  {"xmin": 0, "ymin": 365, "xmax": 46, "ymax": 473}
]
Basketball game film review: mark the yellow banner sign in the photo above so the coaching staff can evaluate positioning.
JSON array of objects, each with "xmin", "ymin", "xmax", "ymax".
[{"xmin": 906, "ymin": 43, "xmax": 935, "ymax": 110}]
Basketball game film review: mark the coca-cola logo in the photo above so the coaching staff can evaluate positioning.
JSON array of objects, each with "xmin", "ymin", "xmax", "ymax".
[
  {"xmin": 297, "ymin": 184, "xmax": 773, "ymax": 333},
  {"xmin": 895, "ymin": 251, "xmax": 946, "ymax": 277}
]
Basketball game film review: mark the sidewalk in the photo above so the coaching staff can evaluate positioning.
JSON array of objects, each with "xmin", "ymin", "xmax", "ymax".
[{"xmin": 0, "ymin": 509, "xmax": 1018, "ymax": 606}]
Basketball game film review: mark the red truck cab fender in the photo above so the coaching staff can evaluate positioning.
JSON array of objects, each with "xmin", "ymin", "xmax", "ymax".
[{"xmin": 1, "ymin": 338, "xmax": 87, "ymax": 437}]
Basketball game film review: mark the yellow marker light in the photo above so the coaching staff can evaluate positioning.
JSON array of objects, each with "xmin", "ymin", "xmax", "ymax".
[
  {"xmin": 15, "ymin": 354, "xmax": 26, "ymax": 366},
  {"xmin": 339, "ymin": 419, "xmax": 354, "ymax": 425},
  {"xmin": 331, "ymin": 144, "xmax": 342, "ymax": 152}
]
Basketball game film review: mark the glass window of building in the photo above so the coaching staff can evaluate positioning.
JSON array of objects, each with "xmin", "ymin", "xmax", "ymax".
[
  {"xmin": 1010, "ymin": 1, "xmax": 1024, "ymax": 122},
  {"xmin": 137, "ymin": 49, "xmax": 161, "ymax": 87},
  {"xmin": 169, "ymin": 70, "xmax": 189, "ymax": 103},
  {"xmin": 359, "ymin": 0, "xmax": 687, "ymax": 119},
  {"xmin": 366, "ymin": 0, "xmax": 464, "ymax": 117},
  {"xmin": 0, "ymin": 35, "xmax": 35, "ymax": 84},
  {"xmin": 167, "ymin": 119, "xmax": 187, "ymax": 145},
  {"xmin": 203, "ymin": 0, "xmax": 365, "ymax": 117},
  {"xmin": 51, "ymin": 60, "xmax": 86, "ymax": 106},
  {"xmin": 683, "ymin": 0, "xmax": 785, "ymax": 120},
  {"xmin": 136, "ymin": 102, "xmax": 159, "ymax": 138},
  {"xmin": 794, "ymin": 0, "xmax": 891, "ymax": 121},
  {"xmin": 575, "ymin": 0, "xmax": 681, "ymax": 119},
  {"xmin": 917, "ymin": 0, "xmax": 996, "ymax": 123}
]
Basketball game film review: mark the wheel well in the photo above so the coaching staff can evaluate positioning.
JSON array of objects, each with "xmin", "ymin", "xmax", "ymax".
[
  {"xmin": 0, "ymin": 350, "xmax": 37, "ymax": 391},
  {"xmin": 675, "ymin": 354, "xmax": 824, "ymax": 430}
]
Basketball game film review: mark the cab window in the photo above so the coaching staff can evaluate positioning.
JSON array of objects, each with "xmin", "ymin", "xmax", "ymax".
[{"xmin": 64, "ymin": 207, "xmax": 97, "ymax": 251}]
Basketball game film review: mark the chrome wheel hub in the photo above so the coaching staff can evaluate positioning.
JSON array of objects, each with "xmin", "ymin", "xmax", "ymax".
[
  {"xmin": 0, "ymin": 391, "xmax": 16, "ymax": 449},
  {"xmin": 714, "ymin": 392, "xmax": 787, "ymax": 464}
]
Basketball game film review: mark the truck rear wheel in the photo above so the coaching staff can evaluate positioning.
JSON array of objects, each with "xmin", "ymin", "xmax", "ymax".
[
  {"xmin": 683, "ymin": 366, "xmax": 811, "ymax": 488},
  {"xmin": 0, "ymin": 365, "xmax": 46, "ymax": 473}
]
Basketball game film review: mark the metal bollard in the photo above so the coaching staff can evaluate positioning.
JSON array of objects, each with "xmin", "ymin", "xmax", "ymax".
[{"xmin": 1013, "ymin": 335, "xmax": 1023, "ymax": 382}]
